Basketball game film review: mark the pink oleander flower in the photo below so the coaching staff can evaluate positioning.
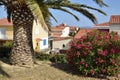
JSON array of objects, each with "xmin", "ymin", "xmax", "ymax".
[
  {"xmin": 85, "ymin": 64, "xmax": 89, "ymax": 68},
  {"xmin": 114, "ymin": 36, "xmax": 118, "ymax": 41},
  {"xmin": 103, "ymin": 50, "xmax": 108, "ymax": 56},
  {"xmin": 111, "ymin": 48, "xmax": 116, "ymax": 54},
  {"xmin": 76, "ymin": 44, "xmax": 82, "ymax": 49},
  {"xmin": 90, "ymin": 70, "xmax": 95, "ymax": 75},
  {"xmin": 98, "ymin": 50, "xmax": 108, "ymax": 57},
  {"xmin": 80, "ymin": 60, "xmax": 85, "ymax": 65},
  {"xmin": 102, "ymin": 69, "xmax": 107, "ymax": 73},
  {"xmin": 83, "ymin": 52, "xmax": 88, "ymax": 56},
  {"xmin": 76, "ymin": 52, "xmax": 81, "ymax": 56}
]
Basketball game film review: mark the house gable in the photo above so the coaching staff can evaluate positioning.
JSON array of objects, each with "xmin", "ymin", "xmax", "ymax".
[{"xmin": 109, "ymin": 15, "xmax": 120, "ymax": 35}]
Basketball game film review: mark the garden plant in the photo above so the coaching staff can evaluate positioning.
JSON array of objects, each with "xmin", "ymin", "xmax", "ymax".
[{"xmin": 68, "ymin": 30, "xmax": 120, "ymax": 77}]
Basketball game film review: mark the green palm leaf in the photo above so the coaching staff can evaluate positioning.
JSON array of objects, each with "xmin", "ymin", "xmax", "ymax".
[
  {"xmin": 25, "ymin": 0, "xmax": 48, "ymax": 31},
  {"xmin": 51, "ymin": 7, "xmax": 79, "ymax": 21}
]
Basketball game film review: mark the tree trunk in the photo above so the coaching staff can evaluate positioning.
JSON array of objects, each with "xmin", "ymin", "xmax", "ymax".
[{"xmin": 9, "ymin": 5, "xmax": 35, "ymax": 66}]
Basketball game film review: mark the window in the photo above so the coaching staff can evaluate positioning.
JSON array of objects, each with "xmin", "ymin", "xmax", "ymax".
[
  {"xmin": 0, "ymin": 28, "xmax": 6, "ymax": 39},
  {"xmin": 43, "ymin": 39, "xmax": 46, "ymax": 45}
]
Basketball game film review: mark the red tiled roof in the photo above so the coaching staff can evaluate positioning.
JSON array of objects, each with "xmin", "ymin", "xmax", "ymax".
[
  {"xmin": 95, "ymin": 22, "xmax": 109, "ymax": 27},
  {"xmin": 50, "ymin": 32, "xmax": 62, "ymax": 37},
  {"xmin": 74, "ymin": 28, "xmax": 95, "ymax": 39},
  {"xmin": 110, "ymin": 15, "xmax": 120, "ymax": 24},
  {"xmin": 54, "ymin": 37, "xmax": 72, "ymax": 41},
  {"xmin": 51, "ymin": 27, "xmax": 64, "ymax": 31},
  {"xmin": 51, "ymin": 24, "xmax": 78, "ymax": 32},
  {"xmin": 0, "ymin": 18, "xmax": 13, "ymax": 26}
]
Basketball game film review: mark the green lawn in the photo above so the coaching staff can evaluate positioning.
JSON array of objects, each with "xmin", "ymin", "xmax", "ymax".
[{"xmin": 0, "ymin": 60, "xmax": 119, "ymax": 80}]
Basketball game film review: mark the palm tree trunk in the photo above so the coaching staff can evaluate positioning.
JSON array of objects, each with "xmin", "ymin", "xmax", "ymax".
[{"xmin": 9, "ymin": 5, "xmax": 35, "ymax": 66}]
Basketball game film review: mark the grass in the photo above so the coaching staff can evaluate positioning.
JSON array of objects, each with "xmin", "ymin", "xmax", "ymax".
[{"xmin": 0, "ymin": 59, "xmax": 119, "ymax": 80}]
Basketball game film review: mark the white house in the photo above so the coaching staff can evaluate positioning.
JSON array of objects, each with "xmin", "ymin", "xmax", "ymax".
[
  {"xmin": 109, "ymin": 15, "xmax": 120, "ymax": 35},
  {"xmin": 93, "ymin": 15, "xmax": 120, "ymax": 35},
  {"xmin": 49, "ymin": 23, "xmax": 79, "ymax": 50}
]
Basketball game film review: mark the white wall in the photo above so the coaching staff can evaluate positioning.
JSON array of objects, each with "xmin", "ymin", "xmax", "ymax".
[
  {"xmin": 32, "ymin": 20, "xmax": 48, "ymax": 51},
  {"xmin": 110, "ymin": 24, "xmax": 120, "ymax": 35},
  {"xmin": 40, "ymin": 37, "xmax": 48, "ymax": 50},
  {"xmin": 61, "ymin": 27, "xmax": 70, "ymax": 37},
  {"xmin": 0, "ymin": 28, "xmax": 6, "ymax": 39},
  {"xmin": 53, "ymin": 39, "xmax": 71, "ymax": 49}
]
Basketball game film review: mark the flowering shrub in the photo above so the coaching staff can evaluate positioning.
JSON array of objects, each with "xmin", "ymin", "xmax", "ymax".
[{"xmin": 68, "ymin": 30, "xmax": 120, "ymax": 77}]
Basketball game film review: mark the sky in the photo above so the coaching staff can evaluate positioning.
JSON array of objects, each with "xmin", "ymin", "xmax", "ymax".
[{"xmin": 0, "ymin": 0, "xmax": 120, "ymax": 28}]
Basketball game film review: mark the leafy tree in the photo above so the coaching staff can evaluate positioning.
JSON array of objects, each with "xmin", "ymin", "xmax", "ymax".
[{"xmin": 0, "ymin": 0, "xmax": 107, "ymax": 66}]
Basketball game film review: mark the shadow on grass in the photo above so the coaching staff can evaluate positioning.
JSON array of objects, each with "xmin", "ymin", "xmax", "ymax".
[
  {"xmin": 0, "ymin": 58, "xmax": 11, "ymax": 78},
  {"xmin": 50, "ymin": 63, "xmax": 82, "ymax": 76},
  {"xmin": 0, "ymin": 66, "xmax": 11, "ymax": 78},
  {"xmin": 50, "ymin": 63, "xmax": 111, "ymax": 80}
]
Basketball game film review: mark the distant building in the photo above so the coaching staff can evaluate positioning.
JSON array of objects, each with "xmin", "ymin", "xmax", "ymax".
[
  {"xmin": 93, "ymin": 22, "xmax": 109, "ymax": 32},
  {"xmin": 93, "ymin": 15, "xmax": 120, "ymax": 35},
  {"xmin": 49, "ymin": 23, "xmax": 79, "ymax": 50}
]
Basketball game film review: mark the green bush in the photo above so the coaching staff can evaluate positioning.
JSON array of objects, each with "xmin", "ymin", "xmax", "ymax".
[
  {"xmin": 0, "ymin": 41, "xmax": 12, "ymax": 58},
  {"xmin": 35, "ymin": 53, "xmax": 51, "ymax": 61},
  {"xmin": 68, "ymin": 30, "xmax": 120, "ymax": 77},
  {"xmin": 35, "ymin": 52, "xmax": 68, "ymax": 63},
  {"xmin": 50, "ymin": 54, "xmax": 67, "ymax": 63}
]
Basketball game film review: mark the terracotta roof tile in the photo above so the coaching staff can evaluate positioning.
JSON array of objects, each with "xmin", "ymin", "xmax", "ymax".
[
  {"xmin": 0, "ymin": 18, "xmax": 13, "ymax": 26},
  {"xmin": 51, "ymin": 27, "xmax": 64, "ymax": 31},
  {"xmin": 95, "ymin": 22, "xmax": 109, "ymax": 27},
  {"xmin": 54, "ymin": 37, "xmax": 72, "ymax": 41},
  {"xmin": 74, "ymin": 28, "xmax": 95, "ymax": 39},
  {"xmin": 50, "ymin": 32, "xmax": 62, "ymax": 37},
  {"xmin": 110, "ymin": 15, "xmax": 120, "ymax": 24}
]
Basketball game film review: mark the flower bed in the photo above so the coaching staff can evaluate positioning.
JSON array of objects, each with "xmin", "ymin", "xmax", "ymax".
[{"xmin": 67, "ymin": 30, "xmax": 120, "ymax": 77}]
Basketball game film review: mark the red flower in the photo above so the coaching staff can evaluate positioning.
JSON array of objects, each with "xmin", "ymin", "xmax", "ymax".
[
  {"xmin": 80, "ymin": 60, "xmax": 85, "ymax": 65},
  {"xmin": 90, "ymin": 70, "xmax": 95, "ymax": 75},
  {"xmin": 76, "ymin": 44, "xmax": 83, "ymax": 49},
  {"xmin": 102, "ymin": 69, "xmax": 107, "ymax": 73},
  {"xmin": 98, "ymin": 50, "xmax": 108, "ymax": 57},
  {"xmin": 98, "ymin": 50, "xmax": 103, "ymax": 55},
  {"xmin": 111, "ymin": 49, "xmax": 115, "ymax": 53},
  {"xmin": 111, "ymin": 59, "xmax": 117, "ymax": 65},
  {"xmin": 83, "ymin": 52, "xmax": 88, "ymax": 56},
  {"xmin": 114, "ymin": 36, "xmax": 118, "ymax": 41},
  {"xmin": 85, "ymin": 64, "xmax": 89, "ymax": 68},
  {"xmin": 103, "ymin": 50, "xmax": 108, "ymax": 56},
  {"xmin": 76, "ymin": 52, "xmax": 81, "ymax": 56}
]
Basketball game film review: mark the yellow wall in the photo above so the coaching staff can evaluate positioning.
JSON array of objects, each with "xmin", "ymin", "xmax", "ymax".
[{"xmin": 32, "ymin": 20, "xmax": 48, "ymax": 51}]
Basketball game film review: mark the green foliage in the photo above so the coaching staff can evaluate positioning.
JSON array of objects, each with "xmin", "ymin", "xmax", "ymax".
[
  {"xmin": 0, "ymin": 41, "xmax": 12, "ymax": 58},
  {"xmin": 35, "ymin": 52, "xmax": 67, "ymax": 63},
  {"xmin": 50, "ymin": 54, "xmax": 67, "ymax": 63},
  {"xmin": 3, "ymin": 41, "xmax": 12, "ymax": 48},
  {"xmin": 36, "ymin": 52, "xmax": 51, "ymax": 61},
  {"xmin": 68, "ymin": 30, "xmax": 120, "ymax": 77}
]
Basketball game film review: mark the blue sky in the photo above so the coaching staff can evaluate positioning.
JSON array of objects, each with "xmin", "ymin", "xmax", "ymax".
[{"xmin": 0, "ymin": 0, "xmax": 120, "ymax": 28}]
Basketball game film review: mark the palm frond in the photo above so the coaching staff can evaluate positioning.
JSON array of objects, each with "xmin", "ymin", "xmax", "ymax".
[
  {"xmin": 49, "ymin": 11, "xmax": 57, "ymax": 22},
  {"xmin": 52, "ymin": 7, "xmax": 80, "ymax": 21},
  {"xmin": 93, "ymin": 0, "xmax": 108, "ymax": 7},
  {"xmin": 25, "ymin": 0, "xmax": 48, "ymax": 31},
  {"xmin": 47, "ymin": 2, "xmax": 98, "ymax": 23},
  {"xmin": 74, "ymin": 4, "xmax": 107, "ymax": 15}
]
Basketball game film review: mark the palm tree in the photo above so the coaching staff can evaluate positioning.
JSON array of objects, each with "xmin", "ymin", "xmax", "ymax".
[{"xmin": 0, "ymin": 0, "xmax": 107, "ymax": 66}]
